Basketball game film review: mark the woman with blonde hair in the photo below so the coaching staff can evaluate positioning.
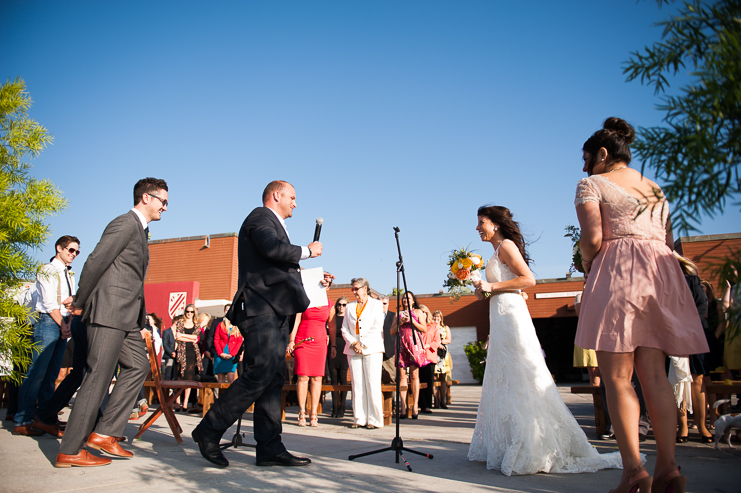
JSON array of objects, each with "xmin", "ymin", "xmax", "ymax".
[
  {"xmin": 214, "ymin": 315, "xmax": 243, "ymax": 384},
  {"xmin": 174, "ymin": 304, "xmax": 204, "ymax": 412},
  {"xmin": 433, "ymin": 310, "xmax": 453, "ymax": 409},
  {"xmin": 418, "ymin": 305, "xmax": 440, "ymax": 414}
]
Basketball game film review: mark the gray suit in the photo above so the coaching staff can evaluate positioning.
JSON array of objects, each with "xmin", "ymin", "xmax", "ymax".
[{"xmin": 59, "ymin": 210, "xmax": 150, "ymax": 455}]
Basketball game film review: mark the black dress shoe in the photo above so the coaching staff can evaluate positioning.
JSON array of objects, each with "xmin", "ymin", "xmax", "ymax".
[
  {"xmin": 191, "ymin": 428, "xmax": 229, "ymax": 468},
  {"xmin": 256, "ymin": 451, "xmax": 311, "ymax": 467}
]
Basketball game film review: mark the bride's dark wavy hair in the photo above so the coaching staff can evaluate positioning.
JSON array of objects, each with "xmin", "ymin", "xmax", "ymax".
[{"xmin": 477, "ymin": 205, "xmax": 532, "ymax": 266}]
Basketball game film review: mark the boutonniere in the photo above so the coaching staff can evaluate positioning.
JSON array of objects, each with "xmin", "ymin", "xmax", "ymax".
[
  {"xmin": 147, "ymin": 231, "xmax": 152, "ymax": 241},
  {"xmin": 68, "ymin": 271, "xmax": 75, "ymax": 277}
]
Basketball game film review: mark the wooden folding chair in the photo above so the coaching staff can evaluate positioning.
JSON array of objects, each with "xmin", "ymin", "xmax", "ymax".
[{"xmin": 133, "ymin": 332, "xmax": 203, "ymax": 444}]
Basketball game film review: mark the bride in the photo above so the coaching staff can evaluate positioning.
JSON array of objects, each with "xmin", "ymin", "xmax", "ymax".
[{"xmin": 467, "ymin": 205, "xmax": 623, "ymax": 476}]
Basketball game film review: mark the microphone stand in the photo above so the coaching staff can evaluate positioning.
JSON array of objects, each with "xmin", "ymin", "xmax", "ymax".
[{"xmin": 348, "ymin": 227, "xmax": 433, "ymax": 471}]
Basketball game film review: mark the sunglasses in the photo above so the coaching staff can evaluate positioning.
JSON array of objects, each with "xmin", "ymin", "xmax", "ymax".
[
  {"xmin": 66, "ymin": 247, "xmax": 80, "ymax": 255},
  {"xmin": 185, "ymin": 310, "xmax": 195, "ymax": 314},
  {"xmin": 147, "ymin": 192, "xmax": 168, "ymax": 207},
  {"xmin": 338, "ymin": 303, "xmax": 347, "ymax": 307}
]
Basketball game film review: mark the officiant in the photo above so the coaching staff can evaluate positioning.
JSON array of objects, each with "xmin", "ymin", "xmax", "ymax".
[{"xmin": 191, "ymin": 180, "xmax": 330, "ymax": 468}]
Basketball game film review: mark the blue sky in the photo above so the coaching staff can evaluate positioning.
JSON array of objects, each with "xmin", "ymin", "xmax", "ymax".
[{"xmin": 2, "ymin": 1, "xmax": 738, "ymax": 296}]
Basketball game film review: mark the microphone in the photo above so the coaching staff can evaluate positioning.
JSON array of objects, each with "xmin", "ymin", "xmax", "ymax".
[{"xmin": 313, "ymin": 217, "xmax": 324, "ymax": 242}]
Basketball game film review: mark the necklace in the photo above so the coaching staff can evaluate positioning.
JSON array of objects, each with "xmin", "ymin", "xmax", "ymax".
[{"xmin": 604, "ymin": 166, "xmax": 627, "ymax": 174}]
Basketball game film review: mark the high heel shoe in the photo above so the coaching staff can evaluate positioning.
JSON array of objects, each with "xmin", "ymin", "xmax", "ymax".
[
  {"xmin": 675, "ymin": 435, "xmax": 688, "ymax": 443},
  {"xmin": 699, "ymin": 434, "xmax": 714, "ymax": 443},
  {"xmin": 310, "ymin": 414, "xmax": 318, "ymax": 427},
  {"xmin": 609, "ymin": 466, "xmax": 651, "ymax": 493},
  {"xmin": 651, "ymin": 466, "xmax": 686, "ymax": 493},
  {"xmin": 298, "ymin": 411, "xmax": 306, "ymax": 427}
]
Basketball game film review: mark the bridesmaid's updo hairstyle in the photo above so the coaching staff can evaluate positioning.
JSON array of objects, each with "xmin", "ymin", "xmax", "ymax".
[
  {"xmin": 582, "ymin": 117, "xmax": 636, "ymax": 174},
  {"xmin": 477, "ymin": 205, "xmax": 532, "ymax": 266}
]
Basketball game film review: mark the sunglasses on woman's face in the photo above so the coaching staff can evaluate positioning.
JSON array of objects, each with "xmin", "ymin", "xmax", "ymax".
[
  {"xmin": 186, "ymin": 310, "xmax": 195, "ymax": 314},
  {"xmin": 338, "ymin": 303, "xmax": 347, "ymax": 307}
]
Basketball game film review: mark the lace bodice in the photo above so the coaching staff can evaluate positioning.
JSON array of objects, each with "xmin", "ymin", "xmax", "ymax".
[
  {"xmin": 485, "ymin": 241, "xmax": 517, "ymax": 284},
  {"xmin": 574, "ymin": 175, "xmax": 668, "ymax": 242}
]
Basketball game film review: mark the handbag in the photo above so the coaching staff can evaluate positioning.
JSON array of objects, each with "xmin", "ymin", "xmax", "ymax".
[{"xmin": 437, "ymin": 344, "xmax": 447, "ymax": 360}]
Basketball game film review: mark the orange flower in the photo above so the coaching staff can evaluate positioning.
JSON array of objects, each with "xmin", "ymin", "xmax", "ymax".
[{"xmin": 455, "ymin": 269, "xmax": 470, "ymax": 281}]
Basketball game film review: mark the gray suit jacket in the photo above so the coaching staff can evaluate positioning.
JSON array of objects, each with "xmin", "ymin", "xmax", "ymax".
[{"xmin": 73, "ymin": 210, "xmax": 149, "ymax": 331}]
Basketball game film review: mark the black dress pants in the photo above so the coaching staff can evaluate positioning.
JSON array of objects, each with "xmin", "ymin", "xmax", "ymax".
[
  {"xmin": 419, "ymin": 363, "xmax": 435, "ymax": 410},
  {"xmin": 195, "ymin": 312, "xmax": 291, "ymax": 459}
]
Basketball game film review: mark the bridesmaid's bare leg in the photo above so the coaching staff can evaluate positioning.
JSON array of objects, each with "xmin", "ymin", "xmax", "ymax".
[
  {"xmin": 411, "ymin": 366, "xmax": 420, "ymax": 415},
  {"xmin": 634, "ymin": 347, "xmax": 680, "ymax": 482},
  {"xmin": 598, "ymin": 351, "xmax": 646, "ymax": 484}
]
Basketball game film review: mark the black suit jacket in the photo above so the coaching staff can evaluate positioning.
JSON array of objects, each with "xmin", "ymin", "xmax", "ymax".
[
  {"xmin": 227, "ymin": 207, "xmax": 310, "ymax": 323},
  {"xmin": 382, "ymin": 310, "xmax": 396, "ymax": 359}
]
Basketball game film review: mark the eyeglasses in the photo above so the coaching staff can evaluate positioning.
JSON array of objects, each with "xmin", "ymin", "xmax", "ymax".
[
  {"xmin": 350, "ymin": 286, "xmax": 365, "ymax": 292},
  {"xmin": 66, "ymin": 247, "xmax": 80, "ymax": 255},
  {"xmin": 147, "ymin": 192, "xmax": 168, "ymax": 207}
]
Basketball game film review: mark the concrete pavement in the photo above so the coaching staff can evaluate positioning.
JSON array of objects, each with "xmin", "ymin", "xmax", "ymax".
[{"xmin": 1, "ymin": 385, "xmax": 739, "ymax": 492}]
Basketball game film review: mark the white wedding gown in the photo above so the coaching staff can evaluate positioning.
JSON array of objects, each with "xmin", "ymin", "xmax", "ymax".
[{"xmin": 467, "ymin": 243, "xmax": 623, "ymax": 475}]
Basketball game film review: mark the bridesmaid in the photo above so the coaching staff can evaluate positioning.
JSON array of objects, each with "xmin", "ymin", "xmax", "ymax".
[{"xmin": 575, "ymin": 117, "xmax": 708, "ymax": 493}]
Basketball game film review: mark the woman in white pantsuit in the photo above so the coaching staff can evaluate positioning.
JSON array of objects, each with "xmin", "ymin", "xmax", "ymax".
[{"xmin": 341, "ymin": 277, "xmax": 385, "ymax": 429}]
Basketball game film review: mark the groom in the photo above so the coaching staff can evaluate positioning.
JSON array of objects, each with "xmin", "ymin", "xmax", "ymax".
[{"xmin": 192, "ymin": 180, "xmax": 327, "ymax": 468}]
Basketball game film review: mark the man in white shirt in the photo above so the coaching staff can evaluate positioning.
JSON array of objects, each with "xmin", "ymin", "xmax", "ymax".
[{"xmin": 13, "ymin": 235, "xmax": 79, "ymax": 436}]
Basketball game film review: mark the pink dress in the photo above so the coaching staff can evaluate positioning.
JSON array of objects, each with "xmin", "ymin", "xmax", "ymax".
[
  {"xmin": 294, "ymin": 300, "xmax": 331, "ymax": 377},
  {"xmin": 574, "ymin": 175, "xmax": 708, "ymax": 355}
]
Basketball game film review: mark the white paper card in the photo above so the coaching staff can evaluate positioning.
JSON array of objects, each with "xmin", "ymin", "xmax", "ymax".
[{"xmin": 301, "ymin": 267, "xmax": 328, "ymax": 309}]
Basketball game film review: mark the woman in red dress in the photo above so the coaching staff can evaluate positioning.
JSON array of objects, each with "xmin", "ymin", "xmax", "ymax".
[{"xmin": 287, "ymin": 280, "xmax": 336, "ymax": 427}]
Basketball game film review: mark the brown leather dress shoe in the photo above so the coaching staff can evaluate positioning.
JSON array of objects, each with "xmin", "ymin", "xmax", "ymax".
[
  {"xmin": 86, "ymin": 432, "xmax": 133, "ymax": 457},
  {"xmin": 33, "ymin": 419, "xmax": 64, "ymax": 438},
  {"xmin": 55, "ymin": 450, "xmax": 112, "ymax": 468},
  {"xmin": 13, "ymin": 424, "xmax": 43, "ymax": 436}
]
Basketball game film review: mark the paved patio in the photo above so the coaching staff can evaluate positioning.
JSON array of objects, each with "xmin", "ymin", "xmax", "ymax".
[{"xmin": 1, "ymin": 385, "xmax": 739, "ymax": 492}]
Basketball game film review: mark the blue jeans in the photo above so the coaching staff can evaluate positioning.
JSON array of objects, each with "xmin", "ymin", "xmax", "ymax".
[
  {"xmin": 15, "ymin": 313, "xmax": 68, "ymax": 425},
  {"xmin": 36, "ymin": 316, "xmax": 86, "ymax": 425}
]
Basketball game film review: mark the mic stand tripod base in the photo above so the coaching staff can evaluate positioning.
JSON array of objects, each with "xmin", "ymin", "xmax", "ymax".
[
  {"xmin": 348, "ymin": 435, "xmax": 433, "ymax": 472},
  {"xmin": 219, "ymin": 416, "xmax": 256, "ymax": 451}
]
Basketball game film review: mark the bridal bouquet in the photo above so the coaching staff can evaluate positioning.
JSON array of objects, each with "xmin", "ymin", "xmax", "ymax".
[
  {"xmin": 564, "ymin": 224, "xmax": 584, "ymax": 274},
  {"xmin": 443, "ymin": 246, "xmax": 486, "ymax": 302}
]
